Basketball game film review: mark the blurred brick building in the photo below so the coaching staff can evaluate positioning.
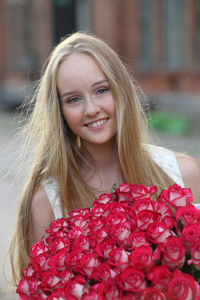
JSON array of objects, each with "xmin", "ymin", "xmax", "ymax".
[{"xmin": 1, "ymin": 0, "xmax": 200, "ymax": 106}]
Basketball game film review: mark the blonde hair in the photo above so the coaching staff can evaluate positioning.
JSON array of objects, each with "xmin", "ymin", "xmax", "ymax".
[{"xmin": 8, "ymin": 32, "xmax": 174, "ymax": 285}]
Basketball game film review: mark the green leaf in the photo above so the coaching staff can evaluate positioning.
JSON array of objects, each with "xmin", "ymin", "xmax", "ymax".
[
  {"xmin": 154, "ymin": 259, "xmax": 161, "ymax": 265},
  {"xmin": 177, "ymin": 217, "xmax": 183, "ymax": 231},
  {"xmin": 111, "ymin": 183, "xmax": 118, "ymax": 193}
]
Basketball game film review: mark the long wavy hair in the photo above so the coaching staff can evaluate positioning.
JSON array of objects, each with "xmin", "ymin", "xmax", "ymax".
[{"xmin": 8, "ymin": 32, "xmax": 174, "ymax": 285}]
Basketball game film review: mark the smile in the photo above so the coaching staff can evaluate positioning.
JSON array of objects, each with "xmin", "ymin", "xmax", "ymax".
[{"xmin": 86, "ymin": 118, "xmax": 109, "ymax": 128}]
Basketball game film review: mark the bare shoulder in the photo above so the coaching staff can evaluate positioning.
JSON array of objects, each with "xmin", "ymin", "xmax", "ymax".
[
  {"xmin": 175, "ymin": 153, "xmax": 200, "ymax": 204},
  {"xmin": 31, "ymin": 185, "xmax": 55, "ymax": 244}
]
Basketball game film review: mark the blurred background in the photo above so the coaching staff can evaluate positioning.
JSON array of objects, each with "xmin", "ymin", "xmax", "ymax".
[{"xmin": 0, "ymin": 0, "xmax": 200, "ymax": 299}]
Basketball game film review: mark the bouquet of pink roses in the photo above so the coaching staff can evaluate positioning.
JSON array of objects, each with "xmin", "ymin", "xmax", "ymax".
[{"xmin": 17, "ymin": 183, "xmax": 200, "ymax": 299}]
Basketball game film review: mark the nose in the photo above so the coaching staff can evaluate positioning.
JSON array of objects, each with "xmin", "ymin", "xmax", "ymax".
[{"xmin": 84, "ymin": 97, "xmax": 100, "ymax": 117}]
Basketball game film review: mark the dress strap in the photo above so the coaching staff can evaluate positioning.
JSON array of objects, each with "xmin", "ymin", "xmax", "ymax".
[{"xmin": 41, "ymin": 178, "xmax": 64, "ymax": 219}]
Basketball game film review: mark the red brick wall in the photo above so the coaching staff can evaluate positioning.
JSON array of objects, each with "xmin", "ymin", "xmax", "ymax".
[{"xmin": 91, "ymin": 0, "xmax": 200, "ymax": 93}]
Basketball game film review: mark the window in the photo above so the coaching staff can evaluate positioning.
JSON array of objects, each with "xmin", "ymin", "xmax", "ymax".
[
  {"xmin": 138, "ymin": 0, "xmax": 154, "ymax": 70},
  {"xmin": 194, "ymin": 0, "xmax": 200, "ymax": 65},
  {"xmin": 137, "ymin": 0, "xmax": 192, "ymax": 72},
  {"xmin": 162, "ymin": 0, "xmax": 187, "ymax": 70}
]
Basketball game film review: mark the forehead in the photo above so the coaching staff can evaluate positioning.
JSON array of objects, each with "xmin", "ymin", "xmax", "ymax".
[
  {"xmin": 57, "ymin": 53, "xmax": 106, "ymax": 87},
  {"xmin": 58, "ymin": 52, "xmax": 103, "ymax": 74}
]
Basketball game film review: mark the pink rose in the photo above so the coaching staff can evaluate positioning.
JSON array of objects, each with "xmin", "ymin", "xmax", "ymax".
[
  {"xmin": 108, "ymin": 201, "xmax": 129, "ymax": 214},
  {"xmin": 106, "ymin": 211, "xmax": 126, "ymax": 226},
  {"xmin": 95, "ymin": 238, "xmax": 117, "ymax": 258},
  {"xmin": 65, "ymin": 248, "xmax": 83, "ymax": 272},
  {"xmin": 82, "ymin": 288, "xmax": 99, "ymax": 300},
  {"xmin": 115, "ymin": 190, "xmax": 135, "ymax": 203},
  {"xmin": 47, "ymin": 288, "xmax": 66, "ymax": 298},
  {"xmin": 77, "ymin": 253, "xmax": 100, "ymax": 277},
  {"xmin": 92, "ymin": 262, "xmax": 119, "ymax": 282},
  {"xmin": 67, "ymin": 225, "xmax": 83, "ymax": 241},
  {"xmin": 88, "ymin": 217, "xmax": 106, "ymax": 233},
  {"xmin": 188, "ymin": 241, "xmax": 200, "ymax": 271},
  {"xmin": 63, "ymin": 275, "xmax": 88, "ymax": 300},
  {"xmin": 175, "ymin": 205, "xmax": 200, "ymax": 227},
  {"xmin": 48, "ymin": 248, "xmax": 70, "ymax": 271},
  {"xmin": 160, "ymin": 236, "xmax": 186, "ymax": 270},
  {"xmin": 146, "ymin": 222, "xmax": 173, "ymax": 244},
  {"xmin": 136, "ymin": 210, "xmax": 156, "ymax": 231},
  {"xmin": 133, "ymin": 198, "xmax": 156, "ymax": 214},
  {"xmin": 98, "ymin": 280, "xmax": 120, "ymax": 300},
  {"xmin": 168, "ymin": 270, "xmax": 200, "ymax": 300},
  {"xmin": 138, "ymin": 287, "xmax": 168, "ymax": 299},
  {"xmin": 182, "ymin": 224, "xmax": 200, "ymax": 251},
  {"xmin": 110, "ymin": 221, "xmax": 132, "ymax": 246},
  {"xmin": 68, "ymin": 214, "xmax": 91, "ymax": 231},
  {"xmin": 30, "ymin": 240, "xmax": 48, "ymax": 259},
  {"xmin": 116, "ymin": 183, "xmax": 133, "ymax": 192},
  {"xmin": 21, "ymin": 264, "xmax": 35, "ymax": 279},
  {"xmin": 41, "ymin": 269, "xmax": 63, "ymax": 292},
  {"xmin": 16, "ymin": 277, "xmax": 40, "ymax": 298},
  {"xmin": 155, "ymin": 200, "xmax": 174, "ymax": 229},
  {"xmin": 115, "ymin": 183, "xmax": 134, "ymax": 203},
  {"xmin": 129, "ymin": 245, "xmax": 155, "ymax": 272},
  {"xmin": 130, "ymin": 184, "xmax": 157, "ymax": 200},
  {"xmin": 91, "ymin": 203, "xmax": 109, "ymax": 218},
  {"xmin": 92, "ymin": 227, "xmax": 109, "ymax": 244},
  {"xmin": 147, "ymin": 265, "xmax": 172, "ymax": 291},
  {"xmin": 49, "ymin": 236, "xmax": 70, "ymax": 254},
  {"xmin": 108, "ymin": 248, "xmax": 130, "ymax": 270},
  {"xmin": 73, "ymin": 234, "xmax": 91, "ymax": 252},
  {"xmin": 46, "ymin": 218, "xmax": 70, "ymax": 234},
  {"xmin": 31, "ymin": 253, "xmax": 50, "ymax": 273},
  {"xmin": 129, "ymin": 231, "xmax": 151, "ymax": 250},
  {"xmin": 81, "ymin": 284, "xmax": 99, "ymax": 300},
  {"xmin": 115, "ymin": 183, "xmax": 156, "ymax": 204},
  {"xmin": 69, "ymin": 207, "xmax": 90, "ymax": 218},
  {"xmin": 158, "ymin": 184, "xmax": 193, "ymax": 210},
  {"xmin": 119, "ymin": 267, "xmax": 147, "ymax": 292},
  {"xmin": 93, "ymin": 193, "xmax": 113, "ymax": 205}
]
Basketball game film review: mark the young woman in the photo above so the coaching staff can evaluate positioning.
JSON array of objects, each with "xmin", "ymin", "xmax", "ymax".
[{"xmin": 8, "ymin": 32, "xmax": 200, "ymax": 285}]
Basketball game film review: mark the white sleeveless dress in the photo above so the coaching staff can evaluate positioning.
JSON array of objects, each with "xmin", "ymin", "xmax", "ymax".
[{"xmin": 41, "ymin": 145, "xmax": 186, "ymax": 219}]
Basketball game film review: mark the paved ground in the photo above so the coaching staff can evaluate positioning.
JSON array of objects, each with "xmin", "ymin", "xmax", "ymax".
[{"xmin": 0, "ymin": 107, "xmax": 199, "ymax": 299}]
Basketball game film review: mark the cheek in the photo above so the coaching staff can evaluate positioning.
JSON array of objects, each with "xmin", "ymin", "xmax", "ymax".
[
  {"xmin": 62, "ymin": 107, "xmax": 81, "ymax": 128},
  {"xmin": 106, "ymin": 96, "xmax": 116, "ymax": 116}
]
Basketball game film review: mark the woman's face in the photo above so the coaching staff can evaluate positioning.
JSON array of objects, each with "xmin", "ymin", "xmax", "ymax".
[{"xmin": 57, "ymin": 53, "xmax": 117, "ymax": 148}]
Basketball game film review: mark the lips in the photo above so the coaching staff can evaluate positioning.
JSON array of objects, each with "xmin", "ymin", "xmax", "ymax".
[{"xmin": 85, "ymin": 118, "xmax": 109, "ymax": 128}]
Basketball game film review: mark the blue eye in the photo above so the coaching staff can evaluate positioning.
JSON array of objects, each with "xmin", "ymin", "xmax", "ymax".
[
  {"xmin": 67, "ymin": 96, "xmax": 81, "ymax": 104},
  {"xmin": 96, "ymin": 87, "xmax": 110, "ymax": 95}
]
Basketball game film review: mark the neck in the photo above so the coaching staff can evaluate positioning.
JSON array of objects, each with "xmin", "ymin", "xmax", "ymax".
[
  {"xmin": 82, "ymin": 138, "xmax": 119, "ymax": 170},
  {"xmin": 81, "ymin": 138, "xmax": 123, "ymax": 193}
]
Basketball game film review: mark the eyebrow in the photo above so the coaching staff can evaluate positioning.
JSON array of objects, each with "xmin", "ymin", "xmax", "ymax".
[{"xmin": 60, "ymin": 79, "xmax": 109, "ymax": 101}]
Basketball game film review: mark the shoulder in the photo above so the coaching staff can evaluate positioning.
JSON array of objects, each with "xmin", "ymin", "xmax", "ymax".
[
  {"xmin": 31, "ymin": 185, "xmax": 55, "ymax": 244},
  {"xmin": 175, "ymin": 153, "xmax": 200, "ymax": 204}
]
